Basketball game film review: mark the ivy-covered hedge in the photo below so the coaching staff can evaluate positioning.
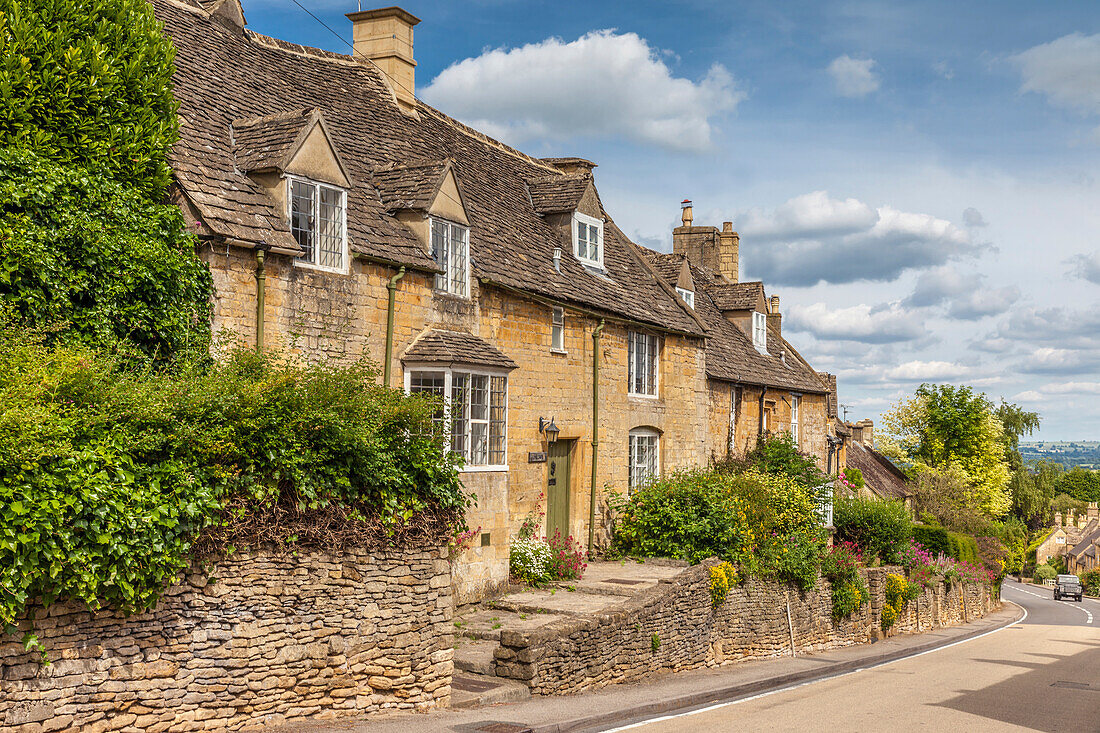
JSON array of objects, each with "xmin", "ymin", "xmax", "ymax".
[
  {"xmin": 0, "ymin": 324, "xmax": 467, "ymax": 641},
  {"xmin": 0, "ymin": 148, "xmax": 213, "ymax": 363}
]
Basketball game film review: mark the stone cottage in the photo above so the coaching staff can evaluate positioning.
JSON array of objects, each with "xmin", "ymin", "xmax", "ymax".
[{"xmin": 156, "ymin": 0, "xmax": 833, "ymax": 603}]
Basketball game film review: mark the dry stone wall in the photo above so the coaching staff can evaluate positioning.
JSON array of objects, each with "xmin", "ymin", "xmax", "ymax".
[
  {"xmin": 495, "ymin": 562, "xmax": 998, "ymax": 695},
  {"xmin": 0, "ymin": 546, "xmax": 453, "ymax": 732}
]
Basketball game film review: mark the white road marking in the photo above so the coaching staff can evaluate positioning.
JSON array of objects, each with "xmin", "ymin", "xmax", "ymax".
[
  {"xmin": 601, "ymin": 603, "xmax": 1030, "ymax": 732},
  {"xmin": 1003, "ymin": 583, "xmax": 1094, "ymax": 624}
]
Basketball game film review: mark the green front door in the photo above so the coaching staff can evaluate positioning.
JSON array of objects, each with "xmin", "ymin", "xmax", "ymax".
[{"xmin": 546, "ymin": 440, "xmax": 573, "ymax": 539}]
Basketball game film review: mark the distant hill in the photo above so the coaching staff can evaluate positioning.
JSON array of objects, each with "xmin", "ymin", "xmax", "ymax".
[{"xmin": 1019, "ymin": 441, "xmax": 1100, "ymax": 469}]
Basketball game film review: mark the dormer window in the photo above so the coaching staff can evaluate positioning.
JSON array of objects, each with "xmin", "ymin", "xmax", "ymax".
[
  {"xmin": 752, "ymin": 311, "xmax": 767, "ymax": 353},
  {"xmin": 572, "ymin": 212, "xmax": 604, "ymax": 268},
  {"xmin": 430, "ymin": 218, "xmax": 469, "ymax": 297},
  {"xmin": 290, "ymin": 176, "xmax": 347, "ymax": 272},
  {"xmin": 676, "ymin": 287, "xmax": 695, "ymax": 309}
]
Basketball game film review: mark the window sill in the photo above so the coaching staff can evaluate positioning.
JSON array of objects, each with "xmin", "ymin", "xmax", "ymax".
[
  {"xmin": 432, "ymin": 288, "xmax": 471, "ymax": 301},
  {"xmin": 294, "ymin": 258, "xmax": 349, "ymax": 276},
  {"xmin": 628, "ymin": 392, "xmax": 660, "ymax": 401},
  {"xmin": 550, "ymin": 348, "xmax": 567, "ymax": 356},
  {"xmin": 459, "ymin": 465, "xmax": 509, "ymax": 473}
]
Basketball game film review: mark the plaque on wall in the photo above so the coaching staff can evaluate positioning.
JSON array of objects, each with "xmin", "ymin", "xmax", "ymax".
[{"xmin": 528, "ymin": 451, "xmax": 548, "ymax": 463}]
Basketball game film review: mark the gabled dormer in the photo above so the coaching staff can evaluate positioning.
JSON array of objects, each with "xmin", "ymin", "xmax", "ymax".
[
  {"xmin": 232, "ymin": 108, "xmax": 353, "ymax": 272},
  {"xmin": 372, "ymin": 159, "xmax": 472, "ymax": 297},
  {"xmin": 675, "ymin": 258, "xmax": 696, "ymax": 309},
  {"xmin": 526, "ymin": 165, "xmax": 606, "ymax": 272}
]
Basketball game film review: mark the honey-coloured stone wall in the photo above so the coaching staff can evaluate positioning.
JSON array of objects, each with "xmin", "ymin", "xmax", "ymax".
[
  {"xmin": 493, "ymin": 562, "xmax": 998, "ymax": 695},
  {"xmin": 0, "ymin": 546, "xmax": 453, "ymax": 732}
]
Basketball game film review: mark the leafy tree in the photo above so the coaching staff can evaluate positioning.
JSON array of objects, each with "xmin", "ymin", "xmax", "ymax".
[
  {"xmin": 1009, "ymin": 460, "xmax": 1060, "ymax": 530},
  {"xmin": 1055, "ymin": 467, "xmax": 1100, "ymax": 503},
  {"xmin": 0, "ymin": 148, "xmax": 212, "ymax": 362},
  {"xmin": 995, "ymin": 400, "xmax": 1040, "ymax": 470},
  {"xmin": 881, "ymin": 384, "xmax": 1011, "ymax": 517},
  {"xmin": 0, "ymin": 0, "xmax": 178, "ymax": 197}
]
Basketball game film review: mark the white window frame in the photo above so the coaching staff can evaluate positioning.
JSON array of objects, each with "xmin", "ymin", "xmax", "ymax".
[
  {"xmin": 628, "ymin": 331, "xmax": 660, "ymax": 398},
  {"xmin": 572, "ymin": 212, "xmax": 604, "ymax": 269},
  {"xmin": 430, "ymin": 217, "xmax": 470, "ymax": 297},
  {"xmin": 752, "ymin": 311, "xmax": 768, "ymax": 354},
  {"xmin": 676, "ymin": 287, "xmax": 695, "ymax": 309},
  {"xmin": 404, "ymin": 365, "xmax": 508, "ymax": 471},
  {"xmin": 550, "ymin": 306, "xmax": 565, "ymax": 353},
  {"xmin": 628, "ymin": 428, "xmax": 660, "ymax": 492},
  {"xmin": 790, "ymin": 394, "xmax": 801, "ymax": 448},
  {"xmin": 287, "ymin": 175, "xmax": 348, "ymax": 274}
]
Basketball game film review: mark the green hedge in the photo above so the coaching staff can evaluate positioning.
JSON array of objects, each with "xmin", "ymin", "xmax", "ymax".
[
  {"xmin": 833, "ymin": 496, "xmax": 912, "ymax": 564},
  {"xmin": 0, "ymin": 326, "xmax": 467, "ymax": 642},
  {"xmin": 912, "ymin": 524, "xmax": 978, "ymax": 563}
]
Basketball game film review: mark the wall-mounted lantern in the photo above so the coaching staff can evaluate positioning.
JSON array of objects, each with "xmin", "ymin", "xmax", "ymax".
[{"xmin": 539, "ymin": 416, "xmax": 560, "ymax": 444}]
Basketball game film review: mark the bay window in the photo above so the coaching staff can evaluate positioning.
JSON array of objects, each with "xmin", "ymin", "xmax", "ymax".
[{"xmin": 406, "ymin": 368, "xmax": 507, "ymax": 468}]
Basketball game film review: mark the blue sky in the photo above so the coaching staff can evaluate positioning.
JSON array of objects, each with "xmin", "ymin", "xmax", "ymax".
[{"xmin": 242, "ymin": 0, "xmax": 1100, "ymax": 439}]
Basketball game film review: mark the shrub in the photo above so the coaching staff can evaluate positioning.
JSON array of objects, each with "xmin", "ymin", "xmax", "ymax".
[
  {"xmin": 821, "ymin": 542, "xmax": 869, "ymax": 620},
  {"xmin": 0, "ymin": 328, "xmax": 467, "ymax": 641},
  {"xmin": 509, "ymin": 537, "xmax": 552, "ymax": 585},
  {"xmin": 611, "ymin": 469, "xmax": 755, "ymax": 564},
  {"xmin": 743, "ymin": 432, "xmax": 827, "ymax": 487},
  {"xmin": 842, "ymin": 468, "xmax": 865, "ymax": 489},
  {"xmin": 881, "ymin": 573, "xmax": 918, "ymax": 631},
  {"xmin": 912, "ymin": 525, "xmax": 951, "ymax": 557},
  {"xmin": 0, "ymin": 0, "xmax": 178, "ymax": 197},
  {"xmin": 751, "ymin": 525, "xmax": 827, "ymax": 591},
  {"xmin": 709, "ymin": 564, "xmax": 731, "ymax": 609},
  {"xmin": 833, "ymin": 496, "xmax": 912, "ymax": 564},
  {"xmin": 0, "ymin": 149, "xmax": 213, "ymax": 363},
  {"xmin": 1082, "ymin": 569, "xmax": 1100, "ymax": 596},
  {"xmin": 1033, "ymin": 564, "xmax": 1056, "ymax": 583},
  {"xmin": 546, "ymin": 531, "xmax": 586, "ymax": 581}
]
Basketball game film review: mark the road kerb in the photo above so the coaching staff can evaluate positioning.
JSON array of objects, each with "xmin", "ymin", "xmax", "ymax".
[{"xmin": 529, "ymin": 603, "xmax": 1025, "ymax": 733}]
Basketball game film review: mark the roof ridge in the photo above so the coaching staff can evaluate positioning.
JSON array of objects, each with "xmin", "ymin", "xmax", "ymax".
[
  {"xmin": 244, "ymin": 28, "xmax": 361, "ymax": 67},
  {"xmin": 372, "ymin": 158, "xmax": 451, "ymax": 173}
]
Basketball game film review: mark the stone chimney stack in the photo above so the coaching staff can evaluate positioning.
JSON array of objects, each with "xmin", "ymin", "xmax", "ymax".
[
  {"xmin": 672, "ymin": 201, "xmax": 741, "ymax": 283},
  {"xmin": 855, "ymin": 419, "xmax": 874, "ymax": 447},
  {"xmin": 767, "ymin": 295, "xmax": 781, "ymax": 342},
  {"xmin": 718, "ymin": 221, "xmax": 740, "ymax": 283},
  {"xmin": 347, "ymin": 7, "xmax": 420, "ymax": 114},
  {"xmin": 1055, "ymin": 511, "xmax": 1063, "ymax": 527},
  {"xmin": 1088, "ymin": 502, "xmax": 1099, "ymax": 523},
  {"xmin": 1067, "ymin": 509, "xmax": 1076, "ymax": 528}
]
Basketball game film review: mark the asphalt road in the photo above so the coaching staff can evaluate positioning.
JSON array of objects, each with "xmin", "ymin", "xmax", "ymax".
[{"xmin": 608, "ymin": 581, "xmax": 1100, "ymax": 732}]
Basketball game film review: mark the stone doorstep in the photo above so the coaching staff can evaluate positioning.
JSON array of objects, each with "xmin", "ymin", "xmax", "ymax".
[
  {"xmin": 454, "ymin": 639, "xmax": 498, "ymax": 676},
  {"xmin": 455, "ymin": 609, "xmax": 569, "ymax": 642},
  {"xmin": 450, "ymin": 672, "xmax": 531, "ymax": 710},
  {"xmin": 489, "ymin": 589, "xmax": 620, "ymax": 617}
]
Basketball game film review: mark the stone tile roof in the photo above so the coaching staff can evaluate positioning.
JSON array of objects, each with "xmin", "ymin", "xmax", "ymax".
[
  {"xmin": 155, "ymin": 0, "xmax": 703, "ymax": 336},
  {"xmin": 1068, "ymin": 522, "xmax": 1100, "ymax": 559},
  {"xmin": 371, "ymin": 160, "xmax": 450, "ymax": 212},
  {"xmin": 232, "ymin": 108, "xmax": 315, "ymax": 173},
  {"xmin": 401, "ymin": 329, "xmax": 518, "ymax": 370},
  {"xmin": 526, "ymin": 174, "xmax": 590, "ymax": 214},
  {"xmin": 847, "ymin": 442, "xmax": 913, "ymax": 500},
  {"xmin": 710, "ymin": 282, "xmax": 764, "ymax": 311},
  {"xmin": 641, "ymin": 250, "xmax": 828, "ymax": 393}
]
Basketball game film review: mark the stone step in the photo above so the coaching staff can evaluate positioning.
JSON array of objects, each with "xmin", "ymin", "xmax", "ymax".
[
  {"xmin": 489, "ymin": 588, "xmax": 618, "ymax": 616},
  {"xmin": 454, "ymin": 638, "xmax": 497, "ymax": 676},
  {"xmin": 449, "ymin": 672, "xmax": 531, "ymax": 709}
]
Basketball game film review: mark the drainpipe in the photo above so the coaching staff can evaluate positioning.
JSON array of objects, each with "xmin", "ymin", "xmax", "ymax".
[
  {"xmin": 758, "ymin": 386, "xmax": 767, "ymax": 439},
  {"xmin": 254, "ymin": 249, "xmax": 266, "ymax": 351},
  {"xmin": 588, "ymin": 319, "xmax": 605, "ymax": 555},
  {"xmin": 383, "ymin": 266, "xmax": 406, "ymax": 387}
]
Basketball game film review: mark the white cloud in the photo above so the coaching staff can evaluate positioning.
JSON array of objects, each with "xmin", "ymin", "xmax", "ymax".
[
  {"xmin": 1066, "ymin": 251, "xmax": 1100, "ymax": 284},
  {"xmin": 1039, "ymin": 381, "xmax": 1100, "ymax": 395},
  {"xmin": 885, "ymin": 360, "xmax": 974, "ymax": 381},
  {"xmin": 737, "ymin": 192, "xmax": 982, "ymax": 286},
  {"xmin": 1011, "ymin": 33, "xmax": 1100, "ymax": 115},
  {"xmin": 828, "ymin": 55, "xmax": 880, "ymax": 98},
  {"xmin": 421, "ymin": 30, "xmax": 743, "ymax": 152},
  {"xmin": 785, "ymin": 302, "xmax": 927, "ymax": 343},
  {"xmin": 1012, "ymin": 390, "xmax": 1044, "ymax": 403},
  {"xmin": 933, "ymin": 61, "xmax": 955, "ymax": 80},
  {"xmin": 947, "ymin": 285, "xmax": 1020, "ymax": 320}
]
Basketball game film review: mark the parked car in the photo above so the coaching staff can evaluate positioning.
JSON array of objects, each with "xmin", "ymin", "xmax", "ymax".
[{"xmin": 1054, "ymin": 574, "xmax": 1083, "ymax": 602}]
